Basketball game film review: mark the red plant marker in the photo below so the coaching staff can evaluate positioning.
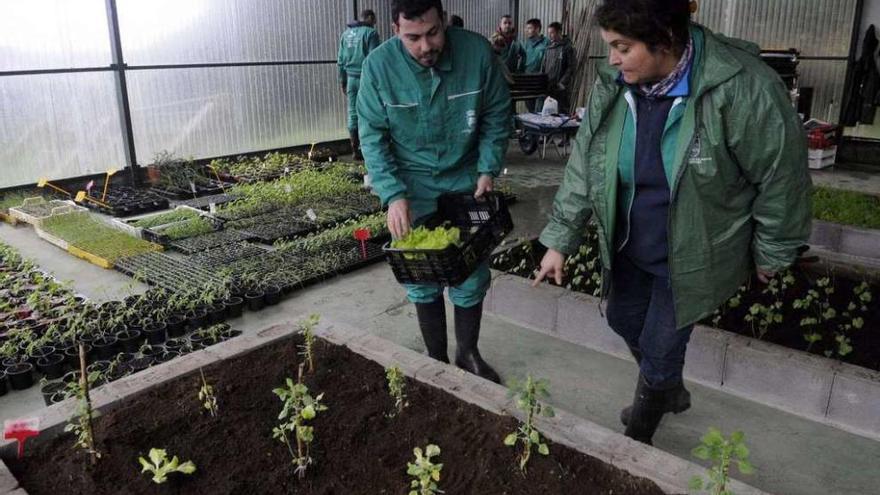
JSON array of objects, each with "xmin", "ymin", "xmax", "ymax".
[
  {"xmin": 4, "ymin": 418, "xmax": 40, "ymax": 459},
  {"xmin": 353, "ymin": 228, "xmax": 371, "ymax": 259}
]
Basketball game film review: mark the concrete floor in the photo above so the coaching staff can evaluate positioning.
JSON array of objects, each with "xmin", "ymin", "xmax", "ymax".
[
  {"xmin": 2, "ymin": 146, "xmax": 880, "ymax": 494},
  {"xmin": 813, "ymin": 163, "xmax": 880, "ymax": 196}
]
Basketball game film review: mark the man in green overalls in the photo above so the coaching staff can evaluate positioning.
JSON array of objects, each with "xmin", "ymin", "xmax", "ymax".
[
  {"xmin": 358, "ymin": 0, "xmax": 511, "ymax": 383},
  {"xmin": 521, "ymin": 18, "xmax": 550, "ymax": 112},
  {"xmin": 338, "ymin": 9, "xmax": 381, "ymax": 160}
]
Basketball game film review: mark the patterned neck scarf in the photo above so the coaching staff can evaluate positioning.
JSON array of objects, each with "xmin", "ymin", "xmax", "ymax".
[{"xmin": 638, "ymin": 36, "xmax": 694, "ymax": 98}]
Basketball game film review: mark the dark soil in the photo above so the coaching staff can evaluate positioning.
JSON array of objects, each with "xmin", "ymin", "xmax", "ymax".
[
  {"xmin": 8, "ymin": 336, "xmax": 667, "ymax": 495},
  {"xmin": 492, "ymin": 239, "xmax": 880, "ymax": 372}
]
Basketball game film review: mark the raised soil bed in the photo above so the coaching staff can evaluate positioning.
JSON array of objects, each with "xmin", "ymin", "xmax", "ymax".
[{"xmin": 6, "ymin": 334, "xmax": 665, "ymax": 494}]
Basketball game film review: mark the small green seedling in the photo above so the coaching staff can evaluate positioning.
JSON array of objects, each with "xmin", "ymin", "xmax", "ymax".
[
  {"xmin": 198, "ymin": 368, "xmax": 219, "ymax": 418},
  {"xmin": 385, "ymin": 365, "xmax": 408, "ymax": 417},
  {"xmin": 299, "ymin": 314, "xmax": 320, "ymax": 373},
  {"xmin": 504, "ymin": 375, "xmax": 554, "ymax": 472},
  {"xmin": 273, "ymin": 364, "xmax": 328, "ymax": 478},
  {"xmin": 138, "ymin": 448, "xmax": 196, "ymax": 484},
  {"xmin": 64, "ymin": 346, "xmax": 100, "ymax": 463},
  {"xmin": 407, "ymin": 444, "xmax": 443, "ymax": 495},
  {"xmin": 689, "ymin": 427, "xmax": 754, "ymax": 495}
]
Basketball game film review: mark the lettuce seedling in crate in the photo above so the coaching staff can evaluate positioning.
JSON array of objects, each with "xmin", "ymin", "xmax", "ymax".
[
  {"xmin": 273, "ymin": 364, "xmax": 328, "ymax": 478},
  {"xmin": 138, "ymin": 448, "xmax": 196, "ymax": 484},
  {"xmin": 198, "ymin": 368, "xmax": 219, "ymax": 418},
  {"xmin": 504, "ymin": 375, "xmax": 554, "ymax": 472},
  {"xmin": 385, "ymin": 365, "xmax": 408, "ymax": 417},
  {"xmin": 689, "ymin": 427, "xmax": 754, "ymax": 495},
  {"xmin": 407, "ymin": 444, "xmax": 443, "ymax": 495}
]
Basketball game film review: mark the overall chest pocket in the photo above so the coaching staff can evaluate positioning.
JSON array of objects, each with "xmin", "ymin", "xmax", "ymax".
[
  {"xmin": 381, "ymin": 89, "xmax": 421, "ymax": 144},
  {"xmin": 445, "ymin": 88, "xmax": 483, "ymax": 143}
]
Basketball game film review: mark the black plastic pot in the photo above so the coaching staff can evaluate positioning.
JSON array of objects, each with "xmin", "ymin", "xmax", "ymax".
[
  {"xmin": 1, "ymin": 356, "xmax": 26, "ymax": 368},
  {"xmin": 36, "ymin": 353, "xmax": 65, "ymax": 380},
  {"xmin": 189, "ymin": 333, "xmax": 215, "ymax": 350},
  {"xmin": 156, "ymin": 350, "xmax": 179, "ymax": 363},
  {"xmin": 64, "ymin": 344, "xmax": 92, "ymax": 369},
  {"xmin": 164, "ymin": 338, "xmax": 188, "ymax": 354},
  {"xmin": 27, "ymin": 345, "xmax": 56, "ymax": 367},
  {"xmin": 225, "ymin": 297, "xmax": 244, "ymax": 318},
  {"xmin": 185, "ymin": 308, "xmax": 208, "ymax": 331},
  {"xmin": 245, "ymin": 291, "xmax": 265, "ymax": 311},
  {"xmin": 92, "ymin": 336, "xmax": 119, "ymax": 361},
  {"xmin": 49, "ymin": 392, "xmax": 66, "ymax": 404},
  {"xmin": 122, "ymin": 357, "xmax": 153, "ymax": 375},
  {"xmin": 116, "ymin": 329, "xmax": 143, "ymax": 353},
  {"xmin": 264, "ymin": 285, "xmax": 282, "ymax": 306},
  {"xmin": 144, "ymin": 322, "xmax": 167, "ymax": 345},
  {"xmin": 166, "ymin": 314, "xmax": 186, "ymax": 338},
  {"xmin": 222, "ymin": 329, "xmax": 243, "ymax": 341},
  {"xmin": 7, "ymin": 362, "xmax": 34, "ymax": 390},
  {"xmin": 0, "ymin": 371, "xmax": 7, "ymax": 396},
  {"xmin": 40, "ymin": 381, "xmax": 66, "ymax": 406},
  {"xmin": 207, "ymin": 303, "xmax": 226, "ymax": 324}
]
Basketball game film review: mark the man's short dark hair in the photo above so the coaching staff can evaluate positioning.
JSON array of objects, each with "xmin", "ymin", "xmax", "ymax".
[
  {"xmin": 594, "ymin": 0, "xmax": 691, "ymax": 53},
  {"xmin": 392, "ymin": 0, "xmax": 444, "ymax": 24},
  {"xmin": 450, "ymin": 15, "xmax": 464, "ymax": 28},
  {"xmin": 548, "ymin": 22, "xmax": 563, "ymax": 32},
  {"xmin": 526, "ymin": 18, "xmax": 542, "ymax": 30},
  {"xmin": 360, "ymin": 9, "xmax": 376, "ymax": 21},
  {"xmin": 501, "ymin": 14, "xmax": 512, "ymax": 20}
]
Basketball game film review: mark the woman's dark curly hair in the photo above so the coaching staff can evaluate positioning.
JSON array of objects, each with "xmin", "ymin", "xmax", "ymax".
[{"xmin": 595, "ymin": 0, "xmax": 692, "ymax": 54}]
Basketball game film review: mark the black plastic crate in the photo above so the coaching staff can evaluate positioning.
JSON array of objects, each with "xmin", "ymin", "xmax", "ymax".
[{"xmin": 383, "ymin": 192, "xmax": 513, "ymax": 286}]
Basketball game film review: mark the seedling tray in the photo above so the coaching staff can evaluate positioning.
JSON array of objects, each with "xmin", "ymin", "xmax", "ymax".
[
  {"xmin": 383, "ymin": 193, "xmax": 513, "ymax": 286},
  {"xmin": 170, "ymin": 229, "xmax": 256, "ymax": 254},
  {"xmin": 171, "ymin": 193, "xmax": 239, "ymax": 211},
  {"xmin": 115, "ymin": 251, "xmax": 226, "ymax": 290},
  {"xmin": 152, "ymin": 179, "xmax": 233, "ymax": 200},
  {"xmin": 9, "ymin": 198, "xmax": 86, "ymax": 226},
  {"xmin": 188, "ymin": 242, "xmax": 268, "ymax": 269},
  {"xmin": 81, "ymin": 186, "xmax": 169, "ymax": 217}
]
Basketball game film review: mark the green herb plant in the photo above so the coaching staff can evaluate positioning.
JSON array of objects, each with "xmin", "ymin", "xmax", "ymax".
[
  {"xmin": 407, "ymin": 444, "xmax": 443, "ymax": 495},
  {"xmin": 689, "ymin": 427, "xmax": 754, "ymax": 495},
  {"xmin": 299, "ymin": 314, "xmax": 320, "ymax": 373},
  {"xmin": 504, "ymin": 375, "xmax": 554, "ymax": 472},
  {"xmin": 198, "ymin": 368, "xmax": 219, "ymax": 418},
  {"xmin": 138, "ymin": 448, "xmax": 197, "ymax": 484},
  {"xmin": 272, "ymin": 364, "xmax": 328, "ymax": 478},
  {"xmin": 385, "ymin": 365, "xmax": 407, "ymax": 417}
]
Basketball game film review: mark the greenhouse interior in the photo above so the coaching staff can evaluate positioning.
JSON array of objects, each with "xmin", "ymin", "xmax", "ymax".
[{"xmin": 1, "ymin": 0, "xmax": 880, "ymax": 494}]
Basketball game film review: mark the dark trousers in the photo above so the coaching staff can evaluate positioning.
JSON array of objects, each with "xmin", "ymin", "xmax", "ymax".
[{"xmin": 606, "ymin": 255, "xmax": 693, "ymax": 389}]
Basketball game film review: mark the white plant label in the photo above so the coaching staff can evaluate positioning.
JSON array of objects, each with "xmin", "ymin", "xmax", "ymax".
[
  {"xmin": 189, "ymin": 180, "xmax": 197, "ymax": 193},
  {"xmin": 209, "ymin": 202, "xmax": 217, "ymax": 214},
  {"xmin": 306, "ymin": 209, "xmax": 317, "ymax": 221}
]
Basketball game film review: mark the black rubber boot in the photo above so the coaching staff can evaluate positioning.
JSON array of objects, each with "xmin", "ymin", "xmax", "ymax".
[
  {"xmin": 414, "ymin": 299, "xmax": 448, "ymax": 363},
  {"xmin": 453, "ymin": 302, "xmax": 501, "ymax": 383},
  {"xmin": 619, "ymin": 347, "xmax": 692, "ymax": 426},
  {"xmin": 350, "ymin": 129, "xmax": 363, "ymax": 161},
  {"xmin": 624, "ymin": 374, "xmax": 677, "ymax": 445}
]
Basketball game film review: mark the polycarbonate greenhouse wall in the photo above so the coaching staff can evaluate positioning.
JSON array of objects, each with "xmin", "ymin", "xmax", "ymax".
[{"xmin": 0, "ymin": 0, "xmax": 861, "ymax": 189}]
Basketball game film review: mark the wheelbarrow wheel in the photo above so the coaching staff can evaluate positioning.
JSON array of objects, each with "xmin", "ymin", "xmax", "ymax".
[{"xmin": 519, "ymin": 134, "xmax": 539, "ymax": 155}]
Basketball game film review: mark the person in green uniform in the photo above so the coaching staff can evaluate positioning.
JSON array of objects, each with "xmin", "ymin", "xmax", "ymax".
[
  {"xmin": 495, "ymin": 15, "xmax": 524, "ymax": 74},
  {"xmin": 521, "ymin": 18, "xmax": 550, "ymax": 112},
  {"xmin": 338, "ymin": 9, "xmax": 381, "ymax": 160},
  {"xmin": 358, "ymin": 0, "xmax": 511, "ymax": 383},
  {"xmin": 534, "ymin": 0, "xmax": 811, "ymax": 445}
]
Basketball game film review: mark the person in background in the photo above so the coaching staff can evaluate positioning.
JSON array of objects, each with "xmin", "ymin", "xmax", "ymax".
[
  {"xmin": 541, "ymin": 21, "xmax": 577, "ymax": 114},
  {"xmin": 495, "ymin": 14, "xmax": 524, "ymax": 74},
  {"xmin": 534, "ymin": 0, "xmax": 811, "ymax": 445},
  {"xmin": 450, "ymin": 14, "xmax": 464, "ymax": 28},
  {"xmin": 358, "ymin": 0, "xmax": 511, "ymax": 383},
  {"xmin": 338, "ymin": 9, "xmax": 381, "ymax": 160},
  {"xmin": 522, "ymin": 18, "xmax": 550, "ymax": 112}
]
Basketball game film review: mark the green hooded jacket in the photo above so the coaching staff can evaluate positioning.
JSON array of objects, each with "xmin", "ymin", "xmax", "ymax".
[
  {"xmin": 539, "ymin": 25, "xmax": 812, "ymax": 328},
  {"xmin": 521, "ymin": 35, "xmax": 550, "ymax": 73}
]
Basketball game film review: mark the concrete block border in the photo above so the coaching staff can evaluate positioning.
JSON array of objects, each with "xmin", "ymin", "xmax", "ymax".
[
  {"xmin": 0, "ymin": 319, "xmax": 766, "ymax": 495},
  {"xmin": 810, "ymin": 219, "xmax": 880, "ymax": 261},
  {"xmin": 485, "ymin": 272, "xmax": 880, "ymax": 442}
]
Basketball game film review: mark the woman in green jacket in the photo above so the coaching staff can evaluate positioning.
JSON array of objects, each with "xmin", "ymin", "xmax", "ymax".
[{"xmin": 534, "ymin": 0, "xmax": 811, "ymax": 445}]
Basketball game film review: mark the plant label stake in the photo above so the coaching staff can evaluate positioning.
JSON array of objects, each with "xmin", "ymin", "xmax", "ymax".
[
  {"xmin": 306, "ymin": 209, "xmax": 317, "ymax": 222},
  {"xmin": 206, "ymin": 164, "xmax": 226, "ymax": 193},
  {"xmin": 101, "ymin": 168, "xmax": 118, "ymax": 202},
  {"xmin": 75, "ymin": 191, "xmax": 111, "ymax": 209},
  {"xmin": 354, "ymin": 228, "xmax": 371, "ymax": 259},
  {"xmin": 4, "ymin": 418, "xmax": 40, "ymax": 459},
  {"xmin": 307, "ymin": 142, "xmax": 316, "ymax": 160},
  {"xmin": 37, "ymin": 177, "xmax": 72, "ymax": 198}
]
